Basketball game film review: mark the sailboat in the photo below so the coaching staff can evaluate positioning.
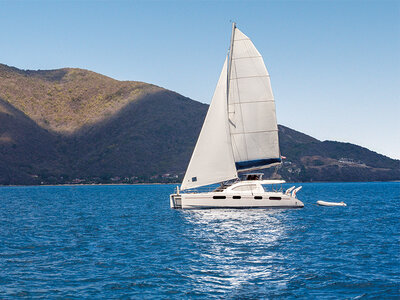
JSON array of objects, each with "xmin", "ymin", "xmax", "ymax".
[{"xmin": 170, "ymin": 23, "xmax": 304, "ymax": 209}]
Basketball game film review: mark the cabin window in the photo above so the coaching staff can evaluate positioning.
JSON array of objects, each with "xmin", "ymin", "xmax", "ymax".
[
  {"xmin": 269, "ymin": 197, "xmax": 281, "ymax": 200},
  {"xmin": 192, "ymin": 177, "xmax": 197, "ymax": 182},
  {"xmin": 233, "ymin": 196, "xmax": 241, "ymax": 199},
  {"xmin": 232, "ymin": 184, "xmax": 257, "ymax": 192},
  {"xmin": 254, "ymin": 196, "xmax": 262, "ymax": 200},
  {"xmin": 213, "ymin": 196, "xmax": 226, "ymax": 199}
]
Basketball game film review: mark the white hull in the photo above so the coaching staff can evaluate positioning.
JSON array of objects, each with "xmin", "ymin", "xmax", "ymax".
[
  {"xmin": 317, "ymin": 200, "xmax": 347, "ymax": 207},
  {"xmin": 170, "ymin": 191, "xmax": 304, "ymax": 209}
]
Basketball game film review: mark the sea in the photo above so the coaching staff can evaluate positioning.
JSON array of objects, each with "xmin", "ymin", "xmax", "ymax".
[{"xmin": 0, "ymin": 182, "xmax": 399, "ymax": 299}]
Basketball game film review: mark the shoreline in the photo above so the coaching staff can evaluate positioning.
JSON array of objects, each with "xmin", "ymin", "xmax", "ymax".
[
  {"xmin": 0, "ymin": 183, "xmax": 181, "ymax": 187},
  {"xmin": 0, "ymin": 181, "xmax": 399, "ymax": 187}
]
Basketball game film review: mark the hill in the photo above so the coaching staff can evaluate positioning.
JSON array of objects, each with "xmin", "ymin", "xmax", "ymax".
[
  {"xmin": 274, "ymin": 126, "xmax": 400, "ymax": 182},
  {"xmin": 0, "ymin": 63, "xmax": 399, "ymax": 185}
]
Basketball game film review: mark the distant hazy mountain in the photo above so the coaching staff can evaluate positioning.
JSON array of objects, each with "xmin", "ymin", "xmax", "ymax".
[{"xmin": 0, "ymin": 63, "xmax": 398, "ymax": 185}]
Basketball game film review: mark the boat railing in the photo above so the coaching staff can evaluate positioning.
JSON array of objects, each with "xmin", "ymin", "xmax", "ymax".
[
  {"xmin": 180, "ymin": 186, "xmax": 222, "ymax": 194},
  {"xmin": 179, "ymin": 180, "xmax": 237, "ymax": 194},
  {"xmin": 179, "ymin": 181, "xmax": 295, "ymax": 194},
  {"xmin": 180, "ymin": 184, "xmax": 288, "ymax": 194}
]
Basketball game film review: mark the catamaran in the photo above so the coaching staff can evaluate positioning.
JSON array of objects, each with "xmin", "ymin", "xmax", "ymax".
[{"xmin": 170, "ymin": 23, "xmax": 304, "ymax": 209}]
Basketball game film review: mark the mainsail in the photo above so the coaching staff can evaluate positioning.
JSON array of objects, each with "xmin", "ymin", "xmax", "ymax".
[
  {"xmin": 181, "ymin": 24, "xmax": 280, "ymax": 191},
  {"xmin": 228, "ymin": 27, "xmax": 281, "ymax": 171}
]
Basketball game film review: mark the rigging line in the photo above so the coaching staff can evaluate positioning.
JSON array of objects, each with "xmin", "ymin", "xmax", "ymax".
[
  {"xmin": 227, "ymin": 22, "xmax": 235, "ymax": 106},
  {"xmin": 228, "ymin": 118, "xmax": 236, "ymax": 128},
  {"xmin": 226, "ymin": 23, "xmax": 239, "ymax": 174}
]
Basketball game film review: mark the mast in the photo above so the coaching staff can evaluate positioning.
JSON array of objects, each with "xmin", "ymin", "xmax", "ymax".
[
  {"xmin": 226, "ymin": 22, "xmax": 238, "ymax": 174},
  {"xmin": 227, "ymin": 22, "xmax": 236, "ymax": 103}
]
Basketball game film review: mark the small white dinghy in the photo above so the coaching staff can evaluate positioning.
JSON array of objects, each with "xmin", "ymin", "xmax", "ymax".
[{"xmin": 317, "ymin": 200, "xmax": 347, "ymax": 207}]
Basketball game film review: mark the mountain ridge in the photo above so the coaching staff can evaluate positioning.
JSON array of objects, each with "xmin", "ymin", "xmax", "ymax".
[{"xmin": 0, "ymin": 63, "xmax": 398, "ymax": 185}]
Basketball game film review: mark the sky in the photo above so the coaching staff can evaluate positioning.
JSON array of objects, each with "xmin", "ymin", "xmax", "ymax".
[{"xmin": 1, "ymin": 0, "xmax": 399, "ymax": 159}]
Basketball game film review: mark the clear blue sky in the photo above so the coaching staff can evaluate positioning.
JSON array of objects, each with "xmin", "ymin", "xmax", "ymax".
[{"xmin": 1, "ymin": 0, "xmax": 399, "ymax": 159}]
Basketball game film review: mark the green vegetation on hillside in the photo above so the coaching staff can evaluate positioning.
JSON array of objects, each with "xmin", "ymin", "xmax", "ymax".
[{"xmin": 0, "ymin": 63, "xmax": 399, "ymax": 185}]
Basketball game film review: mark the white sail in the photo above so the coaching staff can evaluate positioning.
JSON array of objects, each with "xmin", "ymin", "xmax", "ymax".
[
  {"xmin": 228, "ymin": 27, "xmax": 281, "ymax": 171},
  {"xmin": 181, "ymin": 57, "xmax": 238, "ymax": 190},
  {"xmin": 170, "ymin": 25, "xmax": 304, "ymax": 210}
]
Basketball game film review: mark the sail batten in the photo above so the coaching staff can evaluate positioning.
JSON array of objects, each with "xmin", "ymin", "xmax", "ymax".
[
  {"xmin": 227, "ymin": 27, "xmax": 280, "ymax": 171},
  {"xmin": 233, "ymin": 55, "xmax": 262, "ymax": 59},
  {"xmin": 231, "ymin": 129, "xmax": 278, "ymax": 135},
  {"xmin": 230, "ymin": 75, "xmax": 270, "ymax": 80}
]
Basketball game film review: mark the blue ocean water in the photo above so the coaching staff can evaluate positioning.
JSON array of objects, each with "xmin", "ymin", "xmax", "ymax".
[{"xmin": 0, "ymin": 182, "xmax": 399, "ymax": 298}]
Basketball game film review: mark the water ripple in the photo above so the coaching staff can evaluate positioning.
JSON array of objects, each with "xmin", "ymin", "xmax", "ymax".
[{"xmin": 0, "ymin": 182, "xmax": 399, "ymax": 298}]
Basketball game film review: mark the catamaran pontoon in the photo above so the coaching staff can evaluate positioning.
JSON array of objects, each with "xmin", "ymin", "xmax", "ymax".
[{"xmin": 170, "ymin": 23, "xmax": 303, "ymax": 209}]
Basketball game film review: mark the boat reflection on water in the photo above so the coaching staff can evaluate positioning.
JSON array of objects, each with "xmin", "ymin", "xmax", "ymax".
[{"xmin": 179, "ymin": 209, "xmax": 292, "ymax": 294}]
